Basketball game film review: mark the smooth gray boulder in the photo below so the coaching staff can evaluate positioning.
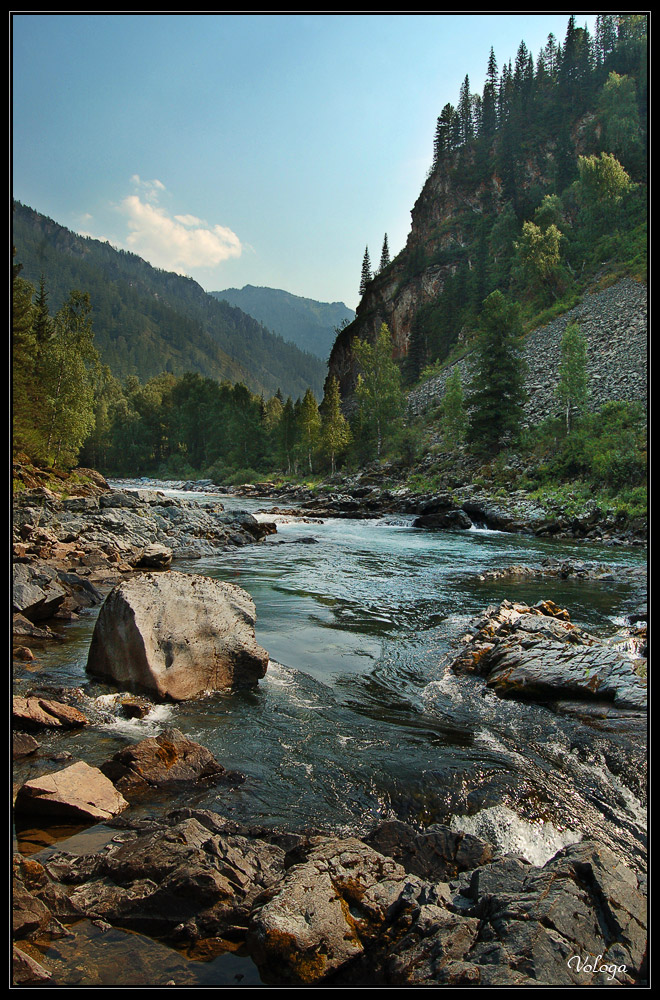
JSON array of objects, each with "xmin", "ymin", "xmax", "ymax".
[{"xmin": 86, "ymin": 571, "xmax": 269, "ymax": 700}]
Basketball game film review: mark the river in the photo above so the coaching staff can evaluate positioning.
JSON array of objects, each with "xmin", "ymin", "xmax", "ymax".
[{"xmin": 13, "ymin": 484, "xmax": 648, "ymax": 984}]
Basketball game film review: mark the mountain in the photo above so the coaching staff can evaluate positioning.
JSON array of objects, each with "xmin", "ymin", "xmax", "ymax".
[
  {"xmin": 210, "ymin": 285, "xmax": 354, "ymax": 361},
  {"xmin": 12, "ymin": 202, "xmax": 327, "ymax": 400}
]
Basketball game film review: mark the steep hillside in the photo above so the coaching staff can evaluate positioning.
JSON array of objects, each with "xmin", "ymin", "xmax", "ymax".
[
  {"xmin": 12, "ymin": 202, "xmax": 327, "ymax": 400},
  {"xmin": 327, "ymin": 15, "xmax": 647, "ymax": 404},
  {"xmin": 211, "ymin": 285, "xmax": 354, "ymax": 361},
  {"xmin": 408, "ymin": 277, "xmax": 647, "ymax": 423}
]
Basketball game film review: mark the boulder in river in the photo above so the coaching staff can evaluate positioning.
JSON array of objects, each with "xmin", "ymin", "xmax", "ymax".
[
  {"xmin": 86, "ymin": 571, "xmax": 269, "ymax": 700},
  {"xmin": 99, "ymin": 727, "xmax": 241, "ymax": 799}
]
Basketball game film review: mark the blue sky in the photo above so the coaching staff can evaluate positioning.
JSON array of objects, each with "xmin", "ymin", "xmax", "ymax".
[{"xmin": 12, "ymin": 13, "xmax": 598, "ymax": 310}]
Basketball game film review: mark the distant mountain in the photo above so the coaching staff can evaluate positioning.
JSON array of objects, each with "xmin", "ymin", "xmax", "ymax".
[
  {"xmin": 12, "ymin": 202, "xmax": 327, "ymax": 400},
  {"xmin": 211, "ymin": 285, "xmax": 355, "ymax": 361}
]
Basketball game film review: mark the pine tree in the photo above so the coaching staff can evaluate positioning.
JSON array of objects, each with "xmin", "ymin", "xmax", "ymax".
[
  {"xmin": 458, "ymin": 75, "xmax": 473, "ymax": 145},
  {"xmin": 359, "ymin": 247, "xmax": 372, "ymax": 297},
  {"xmin": 379, "ymin": 234, "xmax": 391, "ymax": 272},
  {"xmin": 467, "ymin": 291, "xmax": 526, "ymax": 454}
]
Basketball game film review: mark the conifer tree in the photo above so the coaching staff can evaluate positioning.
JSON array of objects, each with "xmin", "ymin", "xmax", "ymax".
[
  {"xmin": 467, "ymin": 291, "xmax": 526, "ymax": 454},
  {"xmin": 379, "ymin": 234, "xmax": 391, "ymax": 272},
  {"xmin": 359, "ymin": 247, "xmax": 372, "ymax": 297}
]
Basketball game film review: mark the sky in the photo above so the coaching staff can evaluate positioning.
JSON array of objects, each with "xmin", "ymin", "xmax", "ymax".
[{"xmin": 12, "ymin": 12, "xmax": 599, "ymax": 310}]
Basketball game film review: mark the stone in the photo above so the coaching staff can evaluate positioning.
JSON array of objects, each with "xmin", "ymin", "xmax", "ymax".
[
  {"xmin": 134, "ymin": 543, "xmax": 173, "ymax": 569},
  {"xmin": 12, "ymin": 945, "xmax": 52, "ymax": 985},
  {"xmin": 14, "ymin": 761, "xmax": 129, "ymax": 822},
  {"xmin": 86, "ymin": 571, "xmax": 269, "ymax": 700},
  {"xmin": 99, "ymin": 728, "xmax": 236, "ymax": 798},
  {"xmin": 13, "ymin": 732, "xmax": 39, "ymax": 758},
  {"xmin": 13, "ymin": 696, "xmax": 89, "ymax": 730},
  {"xmin": 247, "ymin": 836, "xmax": 412, "ymax": 984}
]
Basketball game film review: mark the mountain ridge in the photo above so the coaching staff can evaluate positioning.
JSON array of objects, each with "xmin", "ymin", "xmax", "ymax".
[
  {"xmin": 12, "ymin": 201, "xmax": 327, "ymax": 400},
  {"xmin": 211, "ymin": 284, "xmax": 354, "ymax": 362}
]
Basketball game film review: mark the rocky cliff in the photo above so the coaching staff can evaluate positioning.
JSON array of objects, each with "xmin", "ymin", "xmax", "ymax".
[{"xmin": 326, "ymin": 115, "xmax": 646, "ymax": 423}]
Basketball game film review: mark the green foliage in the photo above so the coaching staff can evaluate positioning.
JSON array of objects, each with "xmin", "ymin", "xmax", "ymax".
[
  {"xmin": 13, "ymin": 201, "xmax": 326, "ymax": 401},
  {"xmin": 556, "ymin": 321, "xmax": 589, "ymax": 432},
  {"xmin": 352, "ymin": 323, "xmax": 405, "ymax": 460},
  {"xmin": 320, "ymin": 376, "xmax": 351, "ymax": 474},
  {"xmin": 466, "ymin": 292, "xmax": 527, "ymax": 455},
  {"xmin": 437, "ymin": 368, "xmax": 467, "ymax": 447}
]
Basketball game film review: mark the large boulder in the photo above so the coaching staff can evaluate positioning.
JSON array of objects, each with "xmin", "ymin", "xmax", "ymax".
[{"xmin": 86, "ymin": 571, "xmax": 269, "ymax": 700}]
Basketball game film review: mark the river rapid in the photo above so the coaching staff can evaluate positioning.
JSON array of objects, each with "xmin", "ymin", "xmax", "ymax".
[{"xmin": 15, "ymin": 484, "xmax": 647, "ymax": 880}]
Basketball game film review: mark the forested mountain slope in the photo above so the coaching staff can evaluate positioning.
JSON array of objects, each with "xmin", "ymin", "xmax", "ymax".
[
  {"xmin": 211, "ymin": 285, "xmax": 354, "ymax": 361},
  {"xmin": 12, "ymin": 201, "xmax": 326, "ymax": 400}
]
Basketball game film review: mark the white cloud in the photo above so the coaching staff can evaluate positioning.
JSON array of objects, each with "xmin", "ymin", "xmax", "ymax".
[{"xmin": 117, "ymin": 180, "xmax": 243, "ymax": 274}]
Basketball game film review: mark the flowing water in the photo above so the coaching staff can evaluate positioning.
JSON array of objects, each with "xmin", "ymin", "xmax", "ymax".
[{"xmin": 13, "ymin": 485, "xmax": 648, "ymax": 984}]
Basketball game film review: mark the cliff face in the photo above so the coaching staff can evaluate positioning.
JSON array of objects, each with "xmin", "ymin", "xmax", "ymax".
[{"xmin": 327, "ymin": 118, "xmax": 599, "ymax": 400}]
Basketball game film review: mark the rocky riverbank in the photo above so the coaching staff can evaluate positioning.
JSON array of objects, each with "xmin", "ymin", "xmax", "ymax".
[
  {"xmin": 226, "ymin": 475, "xmax": 647, "ymax": 547},
  {"xmin": 12, "ymin": 475, "xmax": 276, "ymax": 648},
  {"xmin": 12, "ymin": 474, "xmax": 648, "ymax": 986},
  {"xmin": 12, "ymin": 782, "xmax": 648, "ymax": 986}
]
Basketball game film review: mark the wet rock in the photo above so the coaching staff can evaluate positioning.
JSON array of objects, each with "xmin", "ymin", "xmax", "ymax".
[
  {"xmin": 13, "ymin": 732, "xmax": 39, "ymax": 758},
  {"xmin": 86, "ymin": 571, "xmax": 269, "ymax": 700},
  {"xmin": 247, "ymin": 836, "xmax": 413, "ymax": 984},
  {"xmin": 12, "ymin": 945, "xmax": 52, "ymax": 984},
  {"xmin": 99, "ymin": 728, "xmax": 240, "ymax": 799},
  {"xmin": 14, "ymin": 760, "xmax": 129, "ymax": 822},
  {"xmin": 12, "ymin": 613, "xmax": 60, "ymax": 642},
  {"xmin": 46, "ymin": 814, "xmax": 287, "ymax": 943},
  {"xmin": 450, "ymin": 601, "xmax": 647, "ymax": 710},
  {"xmin": 13, "ymin": 696, "xmax": 89, "ymax": 730},
  {"xmin": 412, "ymin": 510, "xmax": 472, "ymax": 530},
  {"xmin": 364, "ymin": 820, "xmax": 493, "ymax": 880}
]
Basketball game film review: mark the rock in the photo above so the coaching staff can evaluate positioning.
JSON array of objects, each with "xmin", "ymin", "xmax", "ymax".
[
  {"xmin": 364, "ymin": 820, "xmax": 493, "ymax": 880},
  {"xmin": 13, "ymin": 563, "xmax": 67, "ymax": 621},
  {"xmin": 134, "ymin": 543, "xmax": 173, "ymax": 569},
  {"xmin": 449, "ymin": 601, "xmax": 647, "ymax": 710},
  {"xmin": 46, "ymin": 813, "xmax": 287, "ymax": 942},
  {"xmin": 13, "ymin": 696, "xmax": 89, "ymax": 730},
  {"xmin": 13, "ymin": 645, "xmax": 34, "ymax": 661},
  {"xmin": 14, "ymin": 761, "xmax": 129, "ymax": 822},
  {"xmin": 13, "ymin": 732, "xmax": 39, "ymax": 758},
  {"xmin": 12, "ymin": 613, "xmax": 60, "ymax": 642},
  {"xmin": 12, "ymin": 945, "xmax": 52, "ymax": 984},
  {"xmin": 413, "ymin": 510, "xmax": 472, "ymax": 530},
  {"xmin": 247, "ymin": 836, "xmax": 412, "ymax": 984},
  {"xmin": 99, "ymin": 728, "xmax": 238, "ymax": 798},
  {"xmin": 86, "ymin": 572, "xmax": 269, "ymax": 700}
]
